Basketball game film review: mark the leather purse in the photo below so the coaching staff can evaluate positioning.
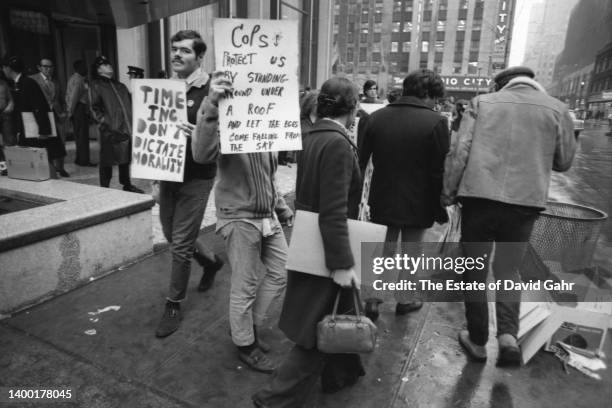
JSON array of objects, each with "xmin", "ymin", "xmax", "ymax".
[{"xmin": 317, "ymin": 284, "xmax": 378, "ymax": 354}]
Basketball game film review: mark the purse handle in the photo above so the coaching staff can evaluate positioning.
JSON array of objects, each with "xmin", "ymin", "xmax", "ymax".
[{"xmin": 331, "ymin": 282, "xmax": 364, "ymax": 319}]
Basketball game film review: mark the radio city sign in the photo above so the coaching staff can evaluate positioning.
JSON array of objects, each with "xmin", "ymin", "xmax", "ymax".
[{"xmin": 441, "ymin": 76, "xmax": 493, "ymax": 91}]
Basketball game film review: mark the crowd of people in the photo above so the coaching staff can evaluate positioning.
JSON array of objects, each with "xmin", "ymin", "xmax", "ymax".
[{"xmin": 0, "ymin": 26, "xmax": 580, "ymax": 408}]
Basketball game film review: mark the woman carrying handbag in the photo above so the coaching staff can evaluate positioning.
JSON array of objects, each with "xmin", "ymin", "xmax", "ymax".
[{"xmin": 253, "ymin": 77, "xmax": 366, "ymax": 407}]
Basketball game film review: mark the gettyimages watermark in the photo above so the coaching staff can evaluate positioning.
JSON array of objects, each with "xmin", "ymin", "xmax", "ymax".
[{"xmin": 358, "ymin": 242, "xmax": 612, "ymax": 303}]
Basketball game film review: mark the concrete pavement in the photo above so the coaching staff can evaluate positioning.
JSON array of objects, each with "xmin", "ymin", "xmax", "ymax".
[{"xmin": 1, "ymin": 125, "xmax": 611, "ymax": 407}]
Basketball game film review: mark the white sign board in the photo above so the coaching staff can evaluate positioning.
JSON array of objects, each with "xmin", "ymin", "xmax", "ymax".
[
  {"xmin": 130, "ymin": 79, "xmax": 188, "ymax": 182},
  {"xmin": 214, "ymin": 18, "xmax": 302, "ymax": 154}
]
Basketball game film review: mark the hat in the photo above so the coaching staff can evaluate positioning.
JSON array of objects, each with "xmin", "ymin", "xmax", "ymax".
[
  {"xmin": 494, "ymin": 66, "xmax": 535, "ymax": 85},
  {"xmin": 127, "ymin": 65, "xmax": 144, "ymax": 77},
  {"xmin": 93, "ymin": 56, "xmax": 111, "ymax": 67}
]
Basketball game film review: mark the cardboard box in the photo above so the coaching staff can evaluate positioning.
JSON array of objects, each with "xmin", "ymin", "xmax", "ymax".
[{"xmin": 5, "ymin": 146, "xmax": 52, "ymax": 181}]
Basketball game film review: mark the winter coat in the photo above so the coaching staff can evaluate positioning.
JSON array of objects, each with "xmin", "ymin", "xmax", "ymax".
[
  {"xmin": 360, "ymin": 95, "xmax": 450, "ymax": 228},
  {"xmin": 279, "ymin": 119, "xmax": 362, "ymax": 348},
  {"xmin": 442, "ymin": 77, "xmax": 576, "ymax": 209},
  {"xmin": 89, "ymin": 76, "xmax": 132, "ymax": 166}
]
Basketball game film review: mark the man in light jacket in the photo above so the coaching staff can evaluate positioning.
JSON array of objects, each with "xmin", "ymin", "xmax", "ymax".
[{"xmin": 442, "ymin": 66, "xmax": 576, "ymax": 366}]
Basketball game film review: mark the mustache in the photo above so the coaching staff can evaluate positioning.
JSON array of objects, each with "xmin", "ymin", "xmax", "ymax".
[{"xmin": 172, "ymin": 57, "xmax": 183, "ymax": 63}]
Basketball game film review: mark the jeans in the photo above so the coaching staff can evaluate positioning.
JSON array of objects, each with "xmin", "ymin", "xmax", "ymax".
[
  {"xmin": 99, "ymin": 163, "xmax": 131, "ymax": 187},
  {"xmin": 218, "ymin": 220, "xmax": 287, "ymax": 346},
  {"xmin": 160, "ymin": 178, "xmax": 214, "ymax": 301},
  {"xmin": 460, "ymin": 198, "xmax": 539, "ymax": 346},
  {"xmin": 383, "ymin": 226, "xmax": 426, "ymax": 304}
]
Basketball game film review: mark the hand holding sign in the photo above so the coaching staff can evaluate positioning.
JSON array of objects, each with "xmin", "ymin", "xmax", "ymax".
[{"xmin": 208, "ymin": 71, "xmax": 234, "ymax": 106}]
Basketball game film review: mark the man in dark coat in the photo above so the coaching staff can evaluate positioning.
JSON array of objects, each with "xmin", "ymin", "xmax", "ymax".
[
  {"xmin": 1, "ymin": 55, "xmax": 65, "ymax": 175},
  {"xmin": 89, "ymin": 55, "xmax": 142, "ymax": 192},
  {"xmin": 360, "ymin": 69, "xmax": 449, "ymax": 314}
]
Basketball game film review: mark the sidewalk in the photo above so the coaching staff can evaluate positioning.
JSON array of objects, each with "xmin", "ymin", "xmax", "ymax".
[{"xmin": 2, "ymin": 131, "xmax": 611, "ymax": 407}]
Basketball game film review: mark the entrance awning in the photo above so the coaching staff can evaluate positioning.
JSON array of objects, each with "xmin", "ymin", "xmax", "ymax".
[{"xmin": 3, "ymin": 0, "xmax": 218, "ymax": 28}]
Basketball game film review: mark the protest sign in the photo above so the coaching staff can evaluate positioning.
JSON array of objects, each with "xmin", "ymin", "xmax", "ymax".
[
  {"xmin": 130, "ymin": 79, "xmax": 188, "ymax": 182},
  {"xmin": 214, "ymin": 18, "xmax": 302, "ymax": 154}
]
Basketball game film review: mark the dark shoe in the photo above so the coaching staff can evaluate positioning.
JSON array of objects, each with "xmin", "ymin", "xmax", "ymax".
[
  {"xmin": 395, "ymin": 300, "xmax": 423, "ymax": 315},
  {"xmin": 0, "ymin": 169, "xmax": 7, "ymax": 176},
  {"xmin": 155, "ymin": 301, "xmax": 182, "ymax": 338},
  {"xmin": 123, "ymin": 184, "xmax": 145, "ymax": 194},
  {"xmin": 58, "ymin": 169, "xmax": 70, "ymax": 177},
  {"xmin": 497, "ymin": 334, "xmax": 521, "ymax": 367},
  {"xmin": 458, "ymin": 330, "xmax": 487, "ymax": 362},
  {"xmin": 238, "ymin": 347, "xmax": 276, "ymax": 374},
  {"xmin": 365, "ymin": 297, "xmax": 383, "ymax": 322},
  {"xmin": 196, "ymin": 255, "xmax": 224, "ymax": 292}
]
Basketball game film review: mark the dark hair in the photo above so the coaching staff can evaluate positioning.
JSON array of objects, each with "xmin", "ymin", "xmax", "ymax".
[
  {"xmin": 39, "ymin": 57, "xmax": 54, "ymax": 65},
  {"xmin": 363, "ymin": 79, "xmax": 377, "ymax": 94},
  {"xmin": 2, "ymin": 55, "xmax": 24, "ymax": 73},
  {"xmin": 73, "ymin": 59, "xmax": 85, "ymax": 71},
  {"xmin": 300, "ymin": 90, "xmax": 319, "ymax": 120},
  {"xmin": 402, "ymin": 69, "xmax": 445, "ymax": 99},
  {"xmin": 387, "ymin": 87, "xmax": 402, "ymax": 103},
  {"xmin": 170, "ymin": 30, "xmax": 207, "ymax": 57},
  {"xmin": 317, "ymin": 77, "xmax": 359, "ymax": 118}
]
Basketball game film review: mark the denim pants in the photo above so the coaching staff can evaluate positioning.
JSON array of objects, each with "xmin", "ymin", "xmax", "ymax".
[
  {"xmin": 383, "ymin": 226, "xmax": 426, "ymax": 303},
  {"xmin": 160, "ymin": 178, "xmax": 214, "ymax": 301},
  {"xmin": 460, "ymin": 198, "xmax": 539, "ymax": 346},
  {"xmin": 218, "ymin": 220, "xmax": 287, "ymax": 346}
]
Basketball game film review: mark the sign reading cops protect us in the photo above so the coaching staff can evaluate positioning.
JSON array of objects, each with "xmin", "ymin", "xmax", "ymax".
[{"xmin": 214, "ymin": 18, "xmax": 302, "ymax": 154}]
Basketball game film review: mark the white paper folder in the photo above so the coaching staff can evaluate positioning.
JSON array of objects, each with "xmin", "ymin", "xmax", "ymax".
[
  {"xmin": 286, "ymin": 210, "xmax": 387, "ymax": 279},
  {"xmin": 21, "ymin": 112, "xmax": 57, "ymax": 138}
]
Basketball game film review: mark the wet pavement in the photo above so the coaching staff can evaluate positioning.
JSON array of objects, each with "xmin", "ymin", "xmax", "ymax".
[{"xmin": 1, "ymin": 125, "xmax": 611, "ymax": 407}]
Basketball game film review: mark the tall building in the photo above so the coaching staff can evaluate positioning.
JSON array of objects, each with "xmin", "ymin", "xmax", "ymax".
[
  {"xmin": 331, "ymin": 0, "xmax": 515, "ymax": 98},
  {"xmin": 521, "ymin": 0, "xmax": 578, "ymax": 89}
]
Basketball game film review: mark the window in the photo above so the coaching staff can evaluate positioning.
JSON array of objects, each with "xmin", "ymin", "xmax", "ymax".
[
  {"xmin": 373, "ymin": 52, "xmax": 381, "ymax": 62},
  {"xmin": 372, "ymin": 43, "xmax": 381, "ymax": 52},
  {"xmin": 348, "ymin": 32, "xmax": 354, "ymax": 43},
  {"xmin": 438, "ymin": 10, "xmax": 447, "ymax": 21},
  {"xmin": 347, "ymin": 48, "xmax": 354, "ymax": 62},
  {"xmin": 393, "ymin": 1, "xmax": 402, "ymax": 13},
  {"xmin": 469, "ymin": 51, "xmax": 479, "ymax": 62},
  {"xmin": 424, "ymin": 10, "xmax": 432, "ymax": 21},
  {"xmin": 422, "ymin": 31, "xmax": 430, "ymax": 41},
  {"xmin": 419, "ymin": 59, "xmax": 428, "ymax": 69},
  {"xmin": 471, "ymin": 30, "xmax": 481, "ymax": 41},
  {"xmin": 374, "ymin": 22, "xmax": 382, "ymax": 32},
  {"xmin": 470, "ymin": 39, "xmax": 480, "ymax": 50},
  {"xmin": 456, "ymin": 31, "xmax": 465, "ymax": 41},
  {"xmin": 361, "ymin": 33, "xmax": 369, "ymax": 42},
  {"xmin": 405, "ymin": 11, "xmax": 413, "ymax": 21},
  {"xmin": 435, "ymin": 52, "xmax": 443, "ymax": 63},
  {"xmin": 468, "ymin": 64, "xmax": 477, "ymax": 74},
  {"xmin": 375, "ymin": 12, "xmax": 382, "ymax": 23},
  {"xmin": 439, "ymin": 0, "xmax": 448, "ymax": 9},
  {"xmin": 404, "ymin": 21, "xmax": 413, "ymax": 31},
  {"xmin": 453, "ymin": 64, "xmax": 462, "ymax": 73},
  {"xmin": 474, "ymin": 1, "xmax": 484, "ymax": 20},
  {"xmin": 420, "ymin": 52, "xmax": 428, "ymax": 62},
  {"xmin": 391, "ymin": 41, "xmax": 399, "ymax": 52},
  {"xmin": 457, "ymin": 20, "xmax": 466, "ymax": 31},
  {"xmin": 360, "ymin": 47, "xmax": 367, "ymax": 61},
  {"xmin": 460, "ymin": 0, "xmax": 469, "ymax": 9},
  {"xmin": 403, "ymin": 41, "xmax": 411, "ymax": 52},
  {"xmin": 458, "ymin": 9, "xmax": 467, "ymax": 19},
  {"xmin": 454, "ymin": 52, "xmax": 463, "ymax": 63},
  {"xmin": 374, "ymin": 32, "xmax": 381, "ymax": 42},
  {"xmin": 436, "ymin": 31, "xmax": 445, "ymax": 41},
  {"xmin": 435, "ymin": 41, "xmax": 445, "ymax": 50},
  {"xmin": 405, "ymin": 0, "xmax": 414, "ymax": 12},
  {"xmin": 393, "ymin": 22, "xmax": 401, "ymax": 32},
  {"xmin": 422, "ymin": 41, "xmax": 429, "ymax": 52},
  {"xmin": 437, "ymin": 20, "xmax": 446, "ymax": 30}
]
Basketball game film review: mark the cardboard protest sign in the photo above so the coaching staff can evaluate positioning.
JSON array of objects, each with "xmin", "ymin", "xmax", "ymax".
[
  {"xmin": 214, "ymin": 18, "xmax": 302, "ymax": 154},
  {"xmin": 130, "ymin": 79, "xmax": 188, "ymax": 182}
]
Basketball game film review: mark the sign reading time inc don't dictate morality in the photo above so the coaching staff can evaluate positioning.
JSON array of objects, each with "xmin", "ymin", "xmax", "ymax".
[{"xmin": 214, "ymin": 18, "xmax": 302, "ymax": 154}]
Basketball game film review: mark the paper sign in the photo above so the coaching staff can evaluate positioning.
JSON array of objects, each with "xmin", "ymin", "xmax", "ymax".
[
  {"xmin": 130, "ymin": 79, "xmax": 188, "ymax": 182},
  {"xmin": 21, "ymin": 112, "xmax": 57, "ymax": 138},
  {"xmin": 214, "ymin": 18, "xmax": 302, "ymax": 154}
]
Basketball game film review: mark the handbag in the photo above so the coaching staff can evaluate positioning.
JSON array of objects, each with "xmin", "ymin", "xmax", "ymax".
[
  {"xmin": 437, "ymin": 204, "xmax": 462, "ymax": 258},
  {"xmin": 317, "ymin": 284, "xmax": 378, "ymax": 354}
]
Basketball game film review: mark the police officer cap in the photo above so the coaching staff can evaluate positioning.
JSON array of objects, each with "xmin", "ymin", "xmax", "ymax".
[
  {"xmin": 93, "ymin": 55, "xmax": 111, "ymax": 67},
  {"xmin": 494, "ymin": 66, "xmax": 535, "ymax": 84},
  {"xmin": 127, "ymin": 66, "xmax": 144, "ymax": 76}
]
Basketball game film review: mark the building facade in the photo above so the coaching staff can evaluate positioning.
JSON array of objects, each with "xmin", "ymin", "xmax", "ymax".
[
  {"xmin": 331, "ymin": 0, "xmax": 515, "ymax": 97},
  {"xmin": 589, "ymin": 41, "xmax": 612, "ymax": 119},
  {"xmin": 521, "ymin": 0, "xmax": 578, "ymax": 89}
]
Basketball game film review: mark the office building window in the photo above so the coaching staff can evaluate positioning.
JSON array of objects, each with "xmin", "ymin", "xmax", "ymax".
[
  {"xmin": 393, "ymin": 22, "xmax": 401, "ymax": 32},
  {"xmin": 405, "ymin": 0, "xmax": 414, "ymax": 12},
  {"xmin": 374, "ymin": 22, "xmax": 382, "ymax": 32},
  {"xmin": 391, "ymin": 41, "xmax": 399, "ymax": 52},
  {"xmin": 457, "ymin": 20, "xmax": 466, "ymax": 30},
  {"xmin": 347, "ymin": 48, "xmax": 354, "ymax": 62},
  {"xmin": 469, "ymin": 51, "xmax": 479, "ymax": 62},
  {"xmin": 458, "ymin": 9, "xmax": 467, "ymax": 19},
  {"xmin": 474, "ymin": 1, "xmax": 484, "ymax": 20},
  {"xmin": 403, "ymin": 41, "xmax": 411, "ymax": 52},
  {"xmin": 436, "ymin": 31, "xmax": 445, "ymax": 41},
  {"xmin": 375, "ymin": 12, "xmax": 382, "ymax": 22},
  {"xmin": 422, "ymin": 31, "xmax": 430, "ymax": 41},
  {"xmin": 361, "ymin": 33, "xmax": 369, "ymax": 42},
  {"xmin": 348, "ymin": 32, "xmax": 354, "ymax": 43},
  {"xmin": 422, "ymin": 41, "xmax": 429, "ymax": 52},
  {"xmin": 420, "ymin": 60, "xmax": 428, "ymax": 69},
  {"xmin": 424, "ymin": 10, "xmax": 432, "ymax": 21},
  {"xmin": 468, "ymin": 64, "xmax": 477, "ymax": 74},
  {"xmin": 438, "ymin": 10, "xmax": 447, "ymax": 20},
  {"xmin": 460, "ymin": 0, "xmax": 468, "ymax": 8},
  {"xmin": 393, "ymin": 1, "xmax": 402, "ymax": 13},
  {"xmin": 471, "ymin": 30, "xmax": 481, "ymax": 41},
  {"xmin": 454, "ymin": 52, "xmax": 463, "ymax": 63},
  {"xmin": 373, "ymin": 52, "xmax": 381, "ymax": 62},
  {"xmin": 360, "ymin": 47, "xmax": 367, "ymax": 61},
  {"xmin": 404, "ymin": 21, "xmax": 413, "ymax": 31},
  {"xmin": 374, "ymin": 32, "xmax": 381, "ymax": 42},
  {"xmin": 453, "ymin": 63, "xmax": 462, "ymax": 73},
  {"xmin": 437, "ymin": 20, "xmax": 446, "ymax": 30}
]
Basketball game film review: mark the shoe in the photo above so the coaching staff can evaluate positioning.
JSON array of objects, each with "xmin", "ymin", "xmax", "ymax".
[
  {"xmin": 458, "ymin": 330, "xmax": 487, "ymax": 362},
  {"xmin": 58, "ymin": 169, "xmax": 70, "ymax": 177},
  {"xmin": 497, "ymin": 334, "xmax": 521, "ymax": 367},
  {"xmin": 196, "ymin": 255, "xmax": 224, "ymax": 292},
  {"xmin": 123, "ymin": 184, "xmax": 145, "ymax": 194},
  {"xmin": 395, "ymin": 300, "xmax": 423, "ymax": 315},
  {"xmin": 365, "ymin": 298, "xmax": 383, "ymax": 322},
  {"xmin": 238, "ymin": 347, "xmax": 276, "ymax": 374},
  {"xmin": 155, "ymin": 301, "xmax": 182, "ymax": 338}
]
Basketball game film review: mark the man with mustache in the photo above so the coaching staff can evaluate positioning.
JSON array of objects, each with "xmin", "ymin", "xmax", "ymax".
[{"xmin": 155, "ymin": 30, "xmax": 225, "ymax": 338}]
